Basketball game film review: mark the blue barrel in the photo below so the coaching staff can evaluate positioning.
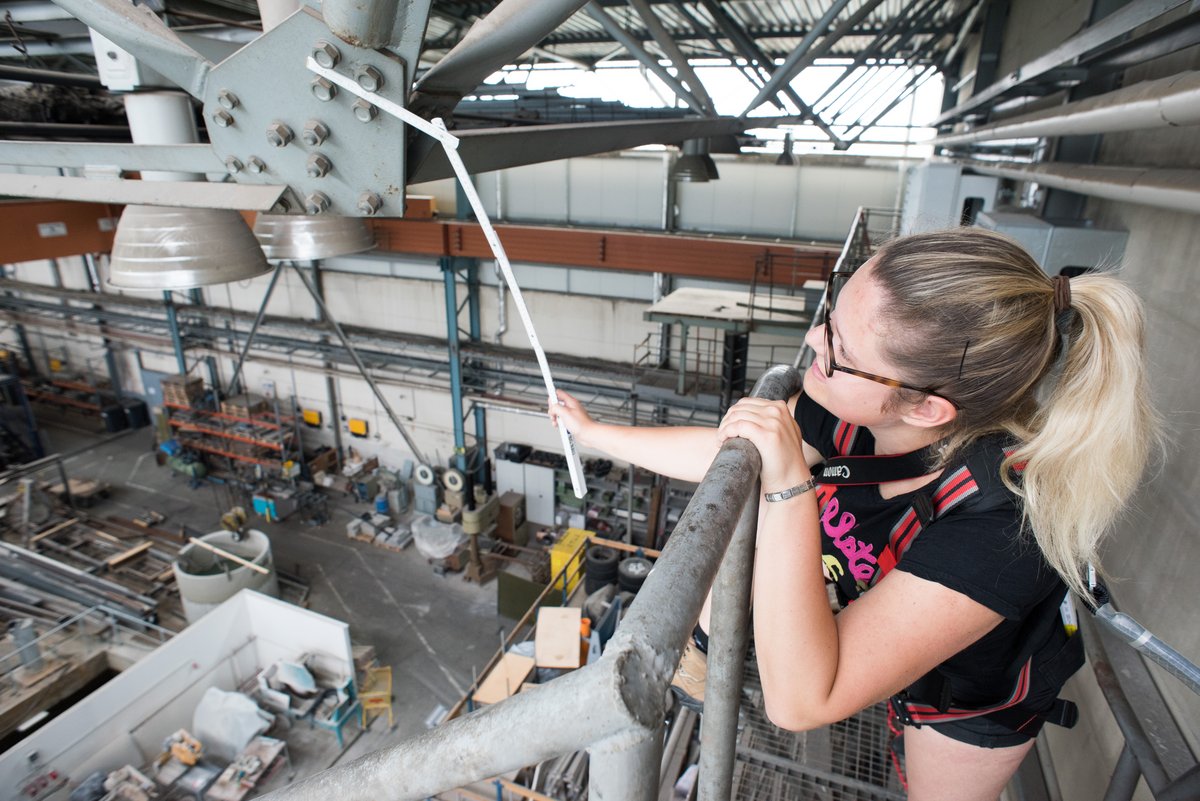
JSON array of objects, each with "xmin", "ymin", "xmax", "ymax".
[{"xmin": 374, "ymin": 493, "xmax": 389, "ymax": 515}]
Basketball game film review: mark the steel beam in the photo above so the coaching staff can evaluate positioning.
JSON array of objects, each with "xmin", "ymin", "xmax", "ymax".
[
  {"xmin": 0, "ymin": 142, "xmax": 224, "ymax": 174},
  {"xmin": 627, "ymin": 0, "xmax": 715, "ymax": 114},
  {"xmin": 934, "ymin": 0, "xmax": 1191, "ymax": 126},
  {"xmin": 583, "ymin": 1, "xmax": 707, "ymax": 114},
  {"xmin": 695, "ymin": 0, "xmax": 845, "ymax": 146},
  {"xmin": 0, "ymin": 64, "xmax": 102, "ymax": 89},
  {"xmin": 407, "ymin": 116, "xmax": 749, "ymax": 182},
  {"xmin": 0, "ymin": 173, "xmax": 285, "ymax": 210},
  {"xmin": 410, "ymin": 0, "xmax": 589, "ymax": 118},
  {"xmin": 50, "ymin": 0, "xmax": 213, "ymax": 98},
  {"xmin": 740, "ymin": 0, "xmax": 885, "ymax": 117},
  {"xmin": 809, "ymin": 0, "xmax": 939, "ymax": 116}
]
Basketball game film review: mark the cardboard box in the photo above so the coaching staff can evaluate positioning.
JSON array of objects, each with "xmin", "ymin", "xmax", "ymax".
[{"xmin": 535, "ymin": 607, "xmax": 582, "ymax": 669}]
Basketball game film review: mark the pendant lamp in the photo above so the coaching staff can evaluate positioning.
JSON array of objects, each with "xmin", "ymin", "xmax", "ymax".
[
  {"xmin": 253, "ymin": 214, "xmax": 376, "ymax": 261},
  {"xmin": 107, "ymin": 205, "xmax": 272, "ymax": 290},
  {"xmin": 671, "ymin": 138, "xmax": 719, "ymax": 183}
]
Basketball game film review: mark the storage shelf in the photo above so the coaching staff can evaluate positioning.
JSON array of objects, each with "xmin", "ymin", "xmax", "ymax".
[{"xmin": 177, "ymin": 436, "xmax": 283, "ymax": 471}]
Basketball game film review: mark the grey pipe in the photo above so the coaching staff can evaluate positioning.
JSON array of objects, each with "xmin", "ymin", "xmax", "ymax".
[
  {"xmin": 957, "ymin": 158, "xmax": 1200, "ymax": 216},
  {"xmin": 936, "ymin": 71, "xmax": 1200, "ymax": 146},
  {"xmin": 589, "ymin": 725, "xmax": 664, "ymax": 801},
  {"xmin": 1094, "ymin": 604, "xmax": 1200, "ymax": 695}
]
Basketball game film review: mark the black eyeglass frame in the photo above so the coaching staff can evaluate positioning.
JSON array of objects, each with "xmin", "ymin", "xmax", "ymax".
[{"xmin": 822, "ymin": 269, "xmax": 963, "ymax": 410}]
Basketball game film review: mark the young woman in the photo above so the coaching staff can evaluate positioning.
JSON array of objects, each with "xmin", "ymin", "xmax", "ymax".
[{"xmin": 549, "ymin": 228, "xmax": 1159, "ymax": 801}]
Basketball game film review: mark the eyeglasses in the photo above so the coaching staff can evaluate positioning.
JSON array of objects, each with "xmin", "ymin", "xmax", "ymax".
[{"xmin": 821, "ymin": 269, "xmax": 962, "ymax": 409}]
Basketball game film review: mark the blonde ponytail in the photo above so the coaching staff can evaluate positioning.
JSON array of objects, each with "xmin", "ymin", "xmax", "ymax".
[
  {"xmin": 1005, "ymin": 275, "xmax": 1161, "ymax": 601},
  {"xmin": 869, "ymin": 228, "xmax": 1160, "ymax": 601}
]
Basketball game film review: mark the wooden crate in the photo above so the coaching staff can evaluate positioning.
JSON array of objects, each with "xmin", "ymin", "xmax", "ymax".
[
  {"xmin": 161, "ymin": 374, "xmax": 204, "ymax": 406},
  {"xmin": 221, "ymin": 393, "xmax": 268, "ymax": 418}
]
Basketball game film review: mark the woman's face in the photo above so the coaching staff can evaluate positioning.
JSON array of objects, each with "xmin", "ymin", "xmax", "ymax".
[{"xmin": 802, "ymin": 258, "xmax": 908, "ymax": 427}]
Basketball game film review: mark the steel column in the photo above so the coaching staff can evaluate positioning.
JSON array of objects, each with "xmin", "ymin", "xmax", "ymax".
[
  {"xmin": 465, "ymin": 261, "xmax": 488, "ymax": 486},
  {"xmin": 227, "ymin": 263, "xmax": 285, "ymax": 396},
  {"xmin": 698, "ymin": 490, "xmax": 759, "ymax": 801},
  {"xmin": 81, "ymin": 253, "xmax": 124, "ymax": 397},
  {"xmin": 289, "ymin": 262, "xmax": 429, "ymax": 464},
  {"xmin": 442, "ymin": 257, "xmax": 468, "ymax": 474},
  {"xmin": 311, "ymin": 262, "xmax": 345, "ymax": 469},
  {"xmin": 162, "ymin": 291, "xmax": 187, "ymax": 375},
  {"xmin": 189, "ymin": 288, "xmax": 221, "ymax": 393}
]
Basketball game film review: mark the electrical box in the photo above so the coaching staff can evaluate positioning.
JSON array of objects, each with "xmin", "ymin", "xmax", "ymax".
[
  {"xmin": 901, "ymin": 162, "xmax": 1000, "ymax": 234},
  {"xmin": 975, "ymin": 211, "xmax": 1128, "ymax": 275}
]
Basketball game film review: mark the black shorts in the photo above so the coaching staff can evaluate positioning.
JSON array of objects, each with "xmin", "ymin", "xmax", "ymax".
[{"xmin": 922, "ymin": 713, "xmax": 1042, "ymax": 749}]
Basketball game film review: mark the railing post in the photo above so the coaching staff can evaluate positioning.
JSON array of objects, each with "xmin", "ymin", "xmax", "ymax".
[
  {"xmin": 1101, "ymin": 744, "xmax": 1140, "ymax": 801},
  {"xmin": 588, "ymin": 724, "xmax": 664, "ymax": 801},
  {"xmin": 697, "ymin": 491, "xmax": 759, "ymax": 801}
]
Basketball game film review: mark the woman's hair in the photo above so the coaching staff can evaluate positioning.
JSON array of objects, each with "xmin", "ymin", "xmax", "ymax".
[{"xmin": 869, "ymin": 227, "xmax": 1160, "ymax": 601}]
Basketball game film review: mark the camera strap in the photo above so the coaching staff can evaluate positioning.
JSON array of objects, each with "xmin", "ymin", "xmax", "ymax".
[{"xmin": 811, "ymin": 444, "xmax": 941, "ymax": 487}]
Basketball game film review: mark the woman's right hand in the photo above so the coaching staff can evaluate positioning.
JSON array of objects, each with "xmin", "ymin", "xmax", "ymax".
[{"xmin": 549, "ymin": 390, "xmax": 596, "ymax": 447}]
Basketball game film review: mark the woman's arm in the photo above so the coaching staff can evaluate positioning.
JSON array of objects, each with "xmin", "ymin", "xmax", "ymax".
[
  {"xmin": 549, "ymin": 390, "xmax": 722, "ymax": 483},
  {"xmin": 718, "ymin": 398, "xmax": 1003, "ymax": 731}
]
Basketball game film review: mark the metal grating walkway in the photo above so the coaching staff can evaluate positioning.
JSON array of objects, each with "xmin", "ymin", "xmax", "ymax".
[{"xmin": 733, "ymin": 653, "xmax": 905, "ymax": 801}]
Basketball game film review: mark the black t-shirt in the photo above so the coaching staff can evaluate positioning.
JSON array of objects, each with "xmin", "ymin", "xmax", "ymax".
[{"xmin": 796, "ymin": 393, "xmax": 1072, "ymax": 710}]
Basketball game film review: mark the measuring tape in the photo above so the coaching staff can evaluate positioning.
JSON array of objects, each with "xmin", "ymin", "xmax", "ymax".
[{"xmin": 306, "ymin": 58, "xmax": 588, "ymax": 498}]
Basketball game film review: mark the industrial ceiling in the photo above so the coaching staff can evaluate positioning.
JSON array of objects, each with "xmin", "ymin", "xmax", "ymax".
[{"xmin": 1, "ymin": 1, "xmax": 1198, "ymax": 215}]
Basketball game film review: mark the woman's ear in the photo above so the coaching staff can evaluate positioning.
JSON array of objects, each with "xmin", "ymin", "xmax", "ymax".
[{"xmin": 900, "ymin": 394, "xmax": 958, "ymax": 429}]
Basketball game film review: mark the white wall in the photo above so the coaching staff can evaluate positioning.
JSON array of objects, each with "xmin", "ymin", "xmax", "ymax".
[{"xmin": 0, "ymin": 592, "xmax": 352, "ymax": 797}]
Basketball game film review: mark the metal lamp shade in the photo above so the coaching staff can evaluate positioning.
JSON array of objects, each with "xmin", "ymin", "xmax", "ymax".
[
  {"xmin": 253, "ymin": 214, "xmax": 376, "ymax": 261},
  {"xmin": 108, "ymin": 205, "xmax": 271, "ymax": 290},
  {"xmin": 672, "ymin": 138, "xmax": 719, "ymax": 183}
]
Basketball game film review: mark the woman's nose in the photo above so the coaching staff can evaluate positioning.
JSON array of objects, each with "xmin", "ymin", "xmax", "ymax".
[{"xmin": 804, "ymin": 322, "xmax": 824, "ymax": 354}]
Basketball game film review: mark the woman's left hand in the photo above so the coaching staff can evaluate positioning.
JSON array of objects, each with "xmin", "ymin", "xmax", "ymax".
[{"xmin": 718, "ymin": 398, "xmax": 812, "ymax": 494}]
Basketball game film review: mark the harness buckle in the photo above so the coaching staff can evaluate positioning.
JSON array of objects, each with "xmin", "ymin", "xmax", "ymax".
[{"xmin": 888, "ymin": 696, "xmax": 917, "ymax": 728}]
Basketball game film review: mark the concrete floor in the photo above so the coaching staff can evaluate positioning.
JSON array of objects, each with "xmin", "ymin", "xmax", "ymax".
[{"xmin": 35, "ymin": 414, "xmax": 508, "ymax": 777}]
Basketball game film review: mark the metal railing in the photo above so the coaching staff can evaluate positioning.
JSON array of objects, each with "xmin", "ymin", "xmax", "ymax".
[
  {"xmin": 792, "ymin": 207, "xmax": 901, "ymax": 374},
  {"xmin": 1, "ymin": 605, "xmax": 173, "ymax": 683},
  {"xmin": 258, "ymin": 365, "xmax": 801, "ymax": 801},
  {"xmin": 1063, "ymin": 606, "xmax": 1200, "ymax": 801}
]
